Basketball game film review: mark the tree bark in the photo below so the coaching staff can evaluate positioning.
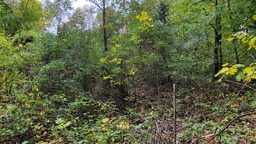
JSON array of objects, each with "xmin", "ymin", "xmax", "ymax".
[
  {"xmin": 89, "ymin": 0, "xmax": 108, "ymax": 52},
  {"xmin": 103, "ymin": 0, "xmax": 107, "ymax": 52},
  {"xmin": 214, "ymin": 0, "xmax": 222, "ymax": 75},
  {"xmin": 234, "ymin": 46, "xmax": 239, "ymax": 64}
]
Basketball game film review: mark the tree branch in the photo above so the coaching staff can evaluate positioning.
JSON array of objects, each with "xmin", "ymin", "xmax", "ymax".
[
  {"xmin": 214, "ymin": 81, "xmax": 247, "ymax": 134},
  {"xmin": 226, "ymin": 0, "xmax": 233, "ymax": 20},
  {"xmin": 0, "ymin": 0, "xmax": 12, "ymax": 11},
  {"xmin": 88, "ymin": 0, "xmax": 103, "ymax": 11},
  {"xmin": 224, "ymin": 80, "xmax": 256, "ymax": 91},
  {"xmin": 192, "ymin": 110, "xmax": 256, "ymax": 143},
  {"xmin": 216, "ymin": 111, "xmax": 256, "ymax": 136}
]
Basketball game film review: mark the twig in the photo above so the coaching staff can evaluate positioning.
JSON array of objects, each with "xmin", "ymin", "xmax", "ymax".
[
  {"xmin": 155, "ymin": 120, "xmax": 168, "ymax": 144},
  {"xmin": 224, "ymin": 80, "xmax": 256, "ymax": 90},
  {"xmin": 216, "ymin": 111, "xmax": 256, "ymax": 136},
  {"xmin": 185, "ymin": 105, "xmax": 195, "ymax": 115},
  {"xmin": 214, "ymin": 82, "xmax": 247, "ymax": 135},
  {"xmin": 88, "ymin": 0, "xmax": 103, "ymax": 11},
  {"xmin": 173, "ymin": 84, "xmax": 176, "ymax": 144},
  {"xmin": 190, "ymin": 111, "xmax": 256, "ymax": 143}
]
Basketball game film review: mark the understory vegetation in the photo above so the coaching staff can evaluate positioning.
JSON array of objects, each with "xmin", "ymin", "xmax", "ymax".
[{"xmin": 0, "ymin": 0, "xmax": 255, "ymax": 143}]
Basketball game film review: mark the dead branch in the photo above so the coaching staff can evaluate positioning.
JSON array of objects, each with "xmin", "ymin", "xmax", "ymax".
[
  {"xmin": 224, "ymin": 80, "xmax": 256, "ymax": 91},
  {"xmin": 216, "ymin": 110, "xmax": 256, "ymax": 136}
]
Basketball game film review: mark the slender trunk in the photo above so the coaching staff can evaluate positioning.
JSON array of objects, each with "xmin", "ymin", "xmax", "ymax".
[
  {"xmin": 218, "ymin": 28, "xmax": 222, "ymax": 69},
  {"xmin": 217, "ymin": 15, "xmax": 222, "ymax": 69},
  {"xmin": 234, "ymin": 46, "xmax": 239, "ymax": 64},
  {"xmin": 103, "ymin": 0, "xmax": 107, "ymax": 52},
  {"xmin": 214, "ymin": 0, "xmax": 222, "ymax": 75},
  {"xmin": 88, "ymin": 0, "xmax": 108, "ymax": 52},
  {"xmin": 214, "ymin": 29, "xmax": 219, "ymax": 75},
  {"xmin": 173, "ymin": 84, "xmax": 176, "ymax": 144},
  {"xmin": 227, "ymin": 1, "xmax": 240, "ymax": 64}
]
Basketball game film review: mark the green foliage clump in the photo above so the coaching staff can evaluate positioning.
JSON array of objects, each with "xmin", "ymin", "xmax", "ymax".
[{"xmin": 1, "ymin": 0, "xmax": 256, "ymax": 143}]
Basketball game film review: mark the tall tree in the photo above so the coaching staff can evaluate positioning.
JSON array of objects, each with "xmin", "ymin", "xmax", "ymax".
[
  {"xmin": 0, "ymin": 0, "xmax": 50, "ymax": 36},
  {"xmin": 213, "ymin": 0, "xmax": 222, "ymax": 75},
  {"xmin": 88, "ymin": 0, "xmax": 108, "ymax": 52},
  {"xmin": 88, "ymin": 0, "xmax": 129, "ymax": 52},
  {"xmin": 44, "ymin": 0, "xmax": 73, "ymax": 34}
]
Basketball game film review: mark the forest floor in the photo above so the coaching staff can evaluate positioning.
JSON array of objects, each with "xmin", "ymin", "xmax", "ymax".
[
  {"xmin": 1, "ymin": 81, "xmax": 255, "ymax": 143},
  {"xmin": 124, "ymin": 81, "xmax": 256, "ymax": 143}
]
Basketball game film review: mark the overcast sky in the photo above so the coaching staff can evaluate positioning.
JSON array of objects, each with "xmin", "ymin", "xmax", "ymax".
[
  {"xmin": 72, "ymin": 0, "xmax": 91, "ymax": 8},
  {"xmin": 39, "ymin": 0, "xmax": 95, "ymax": 34},
  {"xmin": 38, "ymin": 0, "xmax": 91, "ymax": 9}
]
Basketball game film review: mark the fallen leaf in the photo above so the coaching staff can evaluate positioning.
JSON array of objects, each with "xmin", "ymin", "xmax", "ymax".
[
  {"xmin": 204, "ymin": 134, "xmax": 215, "ymax": 144},
  {"xmin": 102, "ymin": 117, "xmax": 110, "ymax": 123}
]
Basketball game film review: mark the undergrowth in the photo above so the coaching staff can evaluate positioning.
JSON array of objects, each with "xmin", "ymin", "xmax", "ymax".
[{"xmin": 1, "ymin": 82, "xmax": 255, "ymax": 143}]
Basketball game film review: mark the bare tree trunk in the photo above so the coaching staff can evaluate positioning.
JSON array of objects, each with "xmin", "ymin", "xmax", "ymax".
[
  {"xmin": 234, "ymin": 46, "xmax": 239, "ymax": 64},
  {"xmin": 214, "ymin": 0, "xmax": 222, "ymax": 75},
  {"xmin": 173, "ymin": 84, "xmax": 176, "ymax": 144},
  {"xmin": 103, "ymin": 0, "xmax": 107, "ymax": 52},
  {"xmin": 89, "ymin": 0, "xmax": 108, "ymax": 52}
]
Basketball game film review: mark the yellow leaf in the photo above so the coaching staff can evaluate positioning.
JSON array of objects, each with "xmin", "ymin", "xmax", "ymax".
[
  {"xmin": 115, "ymin": 44, "xmax": 121, "ymax": 48},
  {"xmin": 223, "ymin": 117, "xmax": 229, "ymax": 122},
  {"xmin": 117, "ymin": 120, "xmax": 130, "ymax": 130},
  {"xmin": 227, "ymin": 37, "xmax": 234, "ymax": 42},
  {"xmin": 134, "ymin": 38, "xmax": 143, "ymax": 44},
  {"xmin": 215, "ymin": 67, "xmax": 229, "ymax": 77},
  {"xmin": 248, "ymin": 36, "xmax": 256, "ymax": 50},
  {"xmin": 226, "ymin": 66, "xmax": 237, "ymax": 75},
  {"xmin": 222, "ymin": 63, "xmax": 229, "ymax": 67},
  {"xmin": 244, "ymin": 76, "xmax": 252, "ymax": 82},
  {"xmin": 136, "ymin": 11, "xmax": 153, "ymax": 22},
  {"xmin": 242, "ymin": 37, "xmax": 248, "ymax": 44},
  {"xmin": 116, "ymin": 59, "xmax": 122, "ymax": 64},
  {"xmin": 114, "ymin": 81, "xmax": 121, "ymax": 85},
  {"xmin": 99, "ymin": 57, "xmax": 107, "ymax": 63},
  {"xmin": 129, "ymin": 68, "xmax": 138, "ymax": 75},
  {"xmin": 251, "ymin": 74, "xmax": 256, "ymax": 79},
  {"xmin": 103, "ymin": 75, "xmax": 111, "ymax": 80},
  {"xmin": 243, "ymin": 67, "xmax": 254, "ymax": 73},
  {"xmin": 253, "ymin": 15, "xmax": 256, "ymax": 21},
  {"xmin": 110, "ymin": 57, "xmax": 118, "ymax": 62},
  {"xmin": 231, "ymin": 103, "xmax": 239, "ymax": 108}
]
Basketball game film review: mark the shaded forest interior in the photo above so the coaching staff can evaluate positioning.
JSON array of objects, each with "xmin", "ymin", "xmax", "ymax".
[{"xmin": 0, "ymin": 0, "xmax": 256, "ymax": 143}]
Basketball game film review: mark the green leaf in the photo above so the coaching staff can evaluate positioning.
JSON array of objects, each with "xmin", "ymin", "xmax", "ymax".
[
  {"xmin": 233, "ymin": 64, "xmax": 244, "ymax": 67},
  {"xmin": 215, "ymin": 67, "xmax": 229, "ymax": 77},
  {"xmin": 22, "ymin": 141, "xmax": 29, "ymax": 144},
  {"xmin": 236, "ymin": 72, "xmax": 244, "ymax": 81}
]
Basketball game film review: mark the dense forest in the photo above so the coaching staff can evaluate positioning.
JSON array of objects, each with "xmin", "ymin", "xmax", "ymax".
[{"xmin": 0, "ymin": 0, "xmax": 256, "ymax": 143}]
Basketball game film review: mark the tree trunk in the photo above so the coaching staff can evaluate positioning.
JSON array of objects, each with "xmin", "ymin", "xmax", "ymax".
[
  {"xmin": 234, "ymin": 46, "xmax": 239, "ymax": 64},
  {"xmin": 214, "ymin": 0, "xmax": 222, "ymax": 75},
  {"xmin": 89, "ymin": 0, "xmax": 108, "ymax": 52},
  {"xmin": 103, "ymin": 0, "xmax": 107, "ymax": 52}
]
